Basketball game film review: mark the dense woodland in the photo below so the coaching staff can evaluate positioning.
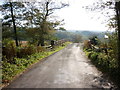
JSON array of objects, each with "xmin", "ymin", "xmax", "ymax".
[{"xmin": 1, "ymin": 0, "xmax": 120, "ymax": 88}]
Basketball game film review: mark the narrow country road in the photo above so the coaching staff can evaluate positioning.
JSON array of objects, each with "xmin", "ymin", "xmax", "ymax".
[{"xmin": 5, "ymin": 43, "xmax": 116, "ymax": 88}]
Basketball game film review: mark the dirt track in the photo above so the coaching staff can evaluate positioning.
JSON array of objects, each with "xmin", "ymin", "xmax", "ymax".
[{"xmin": 5, "ymin": 43, "xmax": 116, "ymax": 88}]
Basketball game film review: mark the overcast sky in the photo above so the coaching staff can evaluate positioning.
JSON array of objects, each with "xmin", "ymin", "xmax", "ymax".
[
  {"xmin": 0, "ymin": 0, "xmax": 115, "ymax": 31},
  {"xmin": 55, "ymin": 0, "xmax": 114, "ymax": 31}
]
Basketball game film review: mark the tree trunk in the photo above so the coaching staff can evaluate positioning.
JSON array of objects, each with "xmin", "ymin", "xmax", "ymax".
[
  {"xmin": 115, "ymin": 2, "xmax": 120, "ymax": 65},
  {"xmin": 37, "ymin": 37, "xmax": 45, "ymax": 46},
  {"xmin": 10, "ymin": 2, "xmax": 19, "ymax": 47},
  {"xmin": 115, "ymin": 1, "xmax": 120, "ymax": 88},
  {"xmin": 40, "ymin": 38, "xmax": 44, "ymax": 46}
]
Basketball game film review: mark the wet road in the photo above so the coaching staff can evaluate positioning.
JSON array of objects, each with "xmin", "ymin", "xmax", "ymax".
[{"xmin": 6, "ymin": 43, "xmax": 115, "ymax": 88}]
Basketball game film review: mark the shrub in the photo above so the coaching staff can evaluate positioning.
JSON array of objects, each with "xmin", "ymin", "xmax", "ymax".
[
  {"xmin": 36, "ymin": 46, "xmax": 46, "ymax": 53},
  {"xmin": 14, "ymin": 58, "xmax": 29, "ymax": 67},
  {"xmin": 86, "ymin": 52, "xmax": 92, "ymax": 58},
  {"xmin": 2, "ymin": 61, "xmax": 20, "ymax": 83},
  {"xmin": 90, "ymin": 52, "xmax": 98, "ymax": 64},
  {"xmin": 17, "ymin": 45, "xmax": 36, "ymax": 58},
  {"xmin": 2, "ymin": 39, "xmax": 17, "ymax": 62},
  {"xmin": 83, "ymin": 40, "xmax": 91, "ymax": 49}
]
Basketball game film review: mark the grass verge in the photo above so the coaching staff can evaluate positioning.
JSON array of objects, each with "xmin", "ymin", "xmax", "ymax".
[
  {"xmin": 1, "ymin": 42, "xmax": 72, "ymax": 88},
  {"xmin": 83, "ymin": 48, "xmax": 119, "ymax": 88}
]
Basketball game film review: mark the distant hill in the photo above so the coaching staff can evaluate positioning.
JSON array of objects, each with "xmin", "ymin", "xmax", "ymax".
[
  {"xmin": 55, "ymin": 30, "xmax": 107, "ymax": 42},
  {"xmin": 67, "ymin": 30, "xmax": 104, "ymax": 33},
  {"xmin": 67, "ymin": 30, "xmax": 106, "ymax": 40}
]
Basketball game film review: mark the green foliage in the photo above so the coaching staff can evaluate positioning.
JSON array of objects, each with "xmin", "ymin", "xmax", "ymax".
[
  {"xmin": 1, "ymin": 1, "xmax": 69, "ymax": 86},
  {"xmin": 2, "ymin": 39, "xmax": 17, "ymax": 61},
  {"xmin": 55, "ymin": 31, "xmax": 82, "ymax": 42},
  {"xmin": 108, "ymin": 32, "xmax": 118, "ymax": 59},
  {"xmin": 36, "ymin": 46, "xmax": 46, "ymax": 53},
  {"xmin": 83, "ymin": 31, "xmax": 119, "ymax": 87},
  {"xmin": 2, "ymin": 61, "xmax": 22, "ymax": 83},
  {"xmin": 17, "ymin": 45, "xmax": 36, "ymax": 58},
  {"xmin": 90, "ymin": 52, "xmax": 98, "ymax": 62},
  {"xmin": 58, "ymin": 27, "xmax": 66, "ymax": 31},
  {"xmin": 84, "ymin": 48, "xmax": 118, "ymax": 72},
  {"xmin": 2, "ymin": 2, "xmax": 68, "ymax": 47},
  {"xmin": 89, "ymin": 36, "xmax": 99, "ymax": 46},
  {"xmin": 2, "ymin": 42, "xmax": 70, "ymax": 84},
  {"xmin": 84, "ymin": 44, "xmax": 119, "ymax": 87},
  {"xmin": 2, "ymin": 39, "xmax": 46, "ymax": 60}
]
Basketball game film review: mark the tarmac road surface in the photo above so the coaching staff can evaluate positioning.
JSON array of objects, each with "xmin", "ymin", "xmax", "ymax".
[{"xmin": 5, "ymin": 43, "xmax": 116, "ymax": 88}]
